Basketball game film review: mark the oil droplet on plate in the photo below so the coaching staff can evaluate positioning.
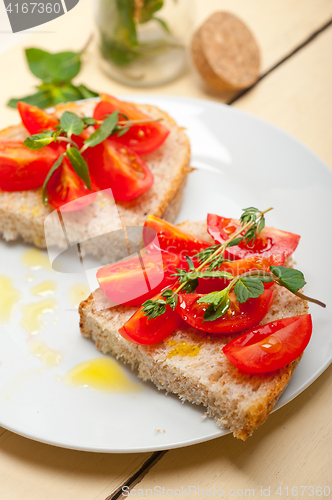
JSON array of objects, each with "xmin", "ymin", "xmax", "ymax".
[
  {"xmin": 0, "ymin": 276, "xmax": 21, "ymax": 324},
  {"xmin": 260, "ymin": 336, "xmax": 283, "ymax": 353},
  {"xmin": 31, "ymin": 280, "xmax": 57, "ymax": 297},
  {"xmin": 21, "ymin": 299, "xmax": 57, "ymax": 335},
  {"xmin": 25, "ymin": 274, "xmax": 34, "ymax": 283},
  {"xmin": 21, "ymin": 249, "xmax": 52, "ymax": 271},
  {"xmin": 29, "ymin": 341, "xmax": 61, "ymax": 367},
  {"xmin": 65, "ymin": 358, "xmax": 141, "ymax": 393},
  {"xmin": 69, "ymin": 284, "xmax": 90, "ymax": 307}
]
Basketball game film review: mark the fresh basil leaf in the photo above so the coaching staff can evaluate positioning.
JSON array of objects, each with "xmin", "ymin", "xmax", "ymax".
[
  {"xmin": 46, "ymin": 51, "xmax": 81, "ymax": 82},
  {"xmin": 197, "ymin": 288, "xmax": 230, "ymax": 307},
  {"xmin": 75, "ymin": 84, "xmax": 99, "ymax": 100},
  {"xmin": 258, "ymin": 275, "xmax": 274, "ymax": 283},
  {"xmin": 234, "ymin": 277, "xmax": 264, "ymax": 303},
  {"xmin": 152, "ymin": 16, "xmax": 171, "ymax": 34},
  {"xmin": 7, "ymin": 90, "xmax": 53, "ymax": 109},
  {"xmin": 50, "ymin": 84, "xmax": 82, "ymax": 105},
  {"xmin": 60, "ymin": 112, "xmax": 84, "ymax": 137},
  {"xmin": 270, "ymin": 266, "xmax": 306, "ymax": 293},
  {"xmin": 66, "ymin": 147, "xmax": 91, "ymax": 189},
  {"xmin": 100, "ymin": 37, "xmax": 140, "ymax": 66},
  {"xmin": 139, "ymin": 0, "xmax": 164, "ymax": 23},
  {"xmin": 24, "ymin": 133, "xmax": 55, "ymax": 150},
  {"xmin": 27, "ymin": 49, "xmax": 81, "ymax": 83},
  {"xmin": 42, "ymin": 154, "xmax": 64, "ymax": 205},
  {"xmin": 25, "ymin": 48, "xmax": 53, "ymax": 81},
  {"xmin": 83, "ymin": 111, "xmax": 119, "ymax": 149},
  {"xmin": 203, "ymin": 295, "xmax": 230, "ymax": 322}
]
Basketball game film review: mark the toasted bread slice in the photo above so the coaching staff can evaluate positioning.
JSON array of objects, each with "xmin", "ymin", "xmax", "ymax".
[
  {"xmin": 78, "ymin": 220, "xmax": 308, "ymax": 440},
  {"xmin": 0, "ymin": 100, "xmax": 190, "ymax": 260}
]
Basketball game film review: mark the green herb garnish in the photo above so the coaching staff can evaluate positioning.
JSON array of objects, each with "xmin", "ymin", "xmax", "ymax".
[
  {"xmin": 141, "ymin": 207, "xmax": 326, "ymax": 320},
  {"xmin": 7, "ymin": 39, "xmax": 98, "ymax": 109},
  {"xmin": 98, "ymin": 0, "xmax": 176, "ymax": 67},
  {"xmin": 23, "ymin": 108, "xmax": 163, "ymax": 206}
]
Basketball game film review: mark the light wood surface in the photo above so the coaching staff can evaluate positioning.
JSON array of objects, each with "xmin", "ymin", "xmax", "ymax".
[
  {"xmin": 1, "ymin": 0, "xmax": 332, "ymax": 128},
  {"xmin": 234, "ymin": 26, "xmax": 332, "ymax": 167},
  {"xmin": 126, "ymin": 365, "xmax": 332, "ymax": 496},
  {"xmin": 0, "ymin": 0, "xmax": 331, "ymax": 498},
  {"xmin": 0, "ymin": 431, "xmax": 151, "ymax": 500}
]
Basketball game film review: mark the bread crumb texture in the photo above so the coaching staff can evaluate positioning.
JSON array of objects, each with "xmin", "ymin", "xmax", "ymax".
[{"xmin": 79, "ymin": 221, "xmax": 308, "ymax": 440}]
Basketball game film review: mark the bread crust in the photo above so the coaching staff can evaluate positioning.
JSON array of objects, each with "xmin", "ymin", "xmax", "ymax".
[
  {"xmin": 0, "ymin": 100, "xmax": 190, "ymax": 258},
  {"xmin": 78, "ymin": 220, "xmax": 309, "ymax": 440}
]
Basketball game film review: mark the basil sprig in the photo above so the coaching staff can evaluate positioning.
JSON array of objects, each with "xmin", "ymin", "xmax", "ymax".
[{"xmin": 7, "ymin": 44, "xmax": 98, "ymax": 109}]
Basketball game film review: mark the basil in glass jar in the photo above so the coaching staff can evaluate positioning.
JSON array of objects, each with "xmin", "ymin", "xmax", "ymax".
[{"xmin": 96, "ymin": 0, "xmax": 191, "ymax": 86}]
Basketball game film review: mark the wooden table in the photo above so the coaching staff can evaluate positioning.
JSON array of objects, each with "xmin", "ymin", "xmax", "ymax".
[{"xmin": 1, "ymin": 1, "xmax": 331, "ymax": 498}]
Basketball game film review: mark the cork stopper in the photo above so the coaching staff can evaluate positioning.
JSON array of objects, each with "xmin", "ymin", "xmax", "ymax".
[{"xmin": 191, "ymin": 11, "xmax": 260, "ymax": 91}]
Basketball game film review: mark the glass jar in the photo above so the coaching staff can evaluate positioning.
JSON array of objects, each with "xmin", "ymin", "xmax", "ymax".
[{"xmin": 96, "ymin": 0, "xmax": 192, "ymax": 87}]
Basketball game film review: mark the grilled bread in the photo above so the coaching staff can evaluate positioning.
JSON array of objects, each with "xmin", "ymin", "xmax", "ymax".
[{"xmin": 79, "ymin": 220, "xmax": 308, "ymax": 440}]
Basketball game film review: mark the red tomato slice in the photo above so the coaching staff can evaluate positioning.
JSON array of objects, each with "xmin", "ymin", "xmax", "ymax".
[
  {"xmin": 17, "ymin": 102, "xmax": 59, "ymax": 135},
  {"xmin": 223, "ymin": 314, "xmax": 312, "ymax": 373},
  {"xmin": 47, "ymin": 156, "xmax": 97, "ymax": 212},
  {"xmin": 97, "ymin": 250, "xmax": 184, "ymax": 306},
  {"xmin": 85, "ymin": 139, "xmax": 153, "ymax": 201},
  {"xmin": 93, "ymin": 94, "xmax": 170, "ymax": 154},
  {"xmin": 0, "ymin": 140, "xmax": 59, "ymax": 191},
  {"xmin": 196, "ymin": 255, "xmax": 280, "ymax": 294},
  {"xmin": 119, "ymin": 289, "xmax": 183, "ymax": 345},
  {"xmin": 176, "ymin": 289, "xmax": 274, "ymax": 334},
  {"xmin": 144, "ymin": 216, "xmax": 210, "ymax": 257},
  {"xmin": 207, "ymin": 214, "xmax": 300, "ymax": 262}
]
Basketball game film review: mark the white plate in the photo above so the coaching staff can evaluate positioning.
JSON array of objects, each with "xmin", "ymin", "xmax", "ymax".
[{"xmin": 0, "ymin": 96, "xmax": 331, "ymax": 453}]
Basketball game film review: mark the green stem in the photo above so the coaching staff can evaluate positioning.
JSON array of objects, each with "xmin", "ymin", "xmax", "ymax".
[
  {"xmin": 56, "ymin": 136, "xmax": 79, "ymax": 149},
  {"xmin": 173, "ymin": 208, "xmax": 273, "ymax": 297},
  {"xmin": 239, "ymin": 270, "xmax": 326, "ymax": 308},
  {"xmin": 196, "ymin": 207, "xmax": 273, "ymax": 273},
  {"xmin": 279, "ymin": 286, "xmax": 326, "ymax": 308}
]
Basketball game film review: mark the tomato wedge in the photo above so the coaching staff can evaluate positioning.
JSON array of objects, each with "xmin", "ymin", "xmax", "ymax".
[
  {"xmin": 97, "ymin": 250, "xmax": 184, "ymax": 306},
  {"xmin": 85, "ymin": 139, "xmax": 153, "ymax": 201},
  {"xmin": 119, "ymin": 289, "xmax": 183, "ymax": 344},
  {"xmin": 176, "ymin": 289, "xmax": 274, "ymax": 334},
  {"xmin": 93, "ymin": 94, "xmax": 170, "ymax": 154},
  {"xmin": 223, "ymin": 314, "xmax": 312, "ymax": 373},
  {"xmin": 207, "ymin": 214, "xmax": 300, "ymax": 262},
  {"xmin": 196, "ymin": 255, "xmax": 279, "ymax": 294},
  {"xmin": 17, "ymin": 102, "xmax": 59, "ymax": 135},
  {"xmin": 0, "ymin": 140, "xmax": 59, "ymax": 191},
  {"xmin": 144, "ymin": 216, "xmax": 210, "ymax": 257},
  {"xmin": 47, "ymin": 156, "xmax": 97, "ymax": 212}
]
